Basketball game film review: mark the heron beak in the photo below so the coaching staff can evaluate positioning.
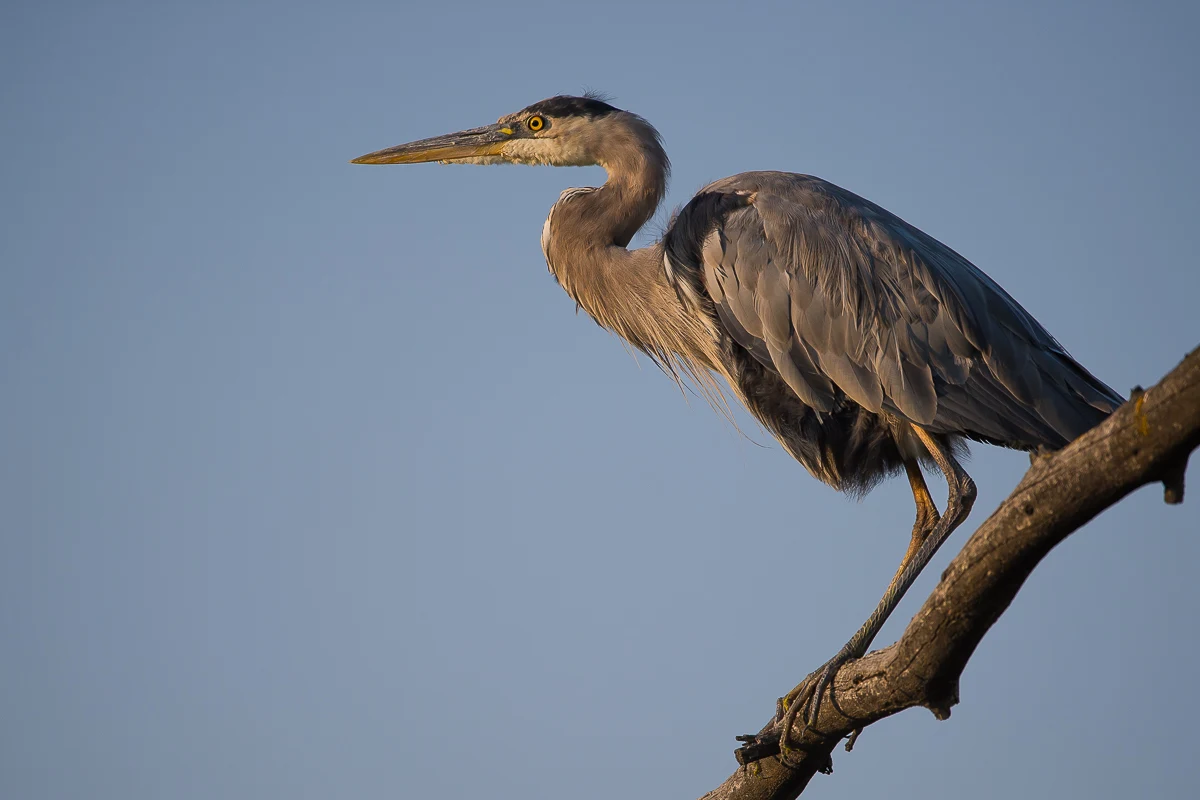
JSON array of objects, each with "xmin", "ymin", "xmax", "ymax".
[{"xmin": 351, "ymin": 124, "xmax": 511, "ymax": 164}]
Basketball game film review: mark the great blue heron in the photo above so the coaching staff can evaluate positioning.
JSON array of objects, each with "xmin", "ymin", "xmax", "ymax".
[{"xmin": 352, "ymin": 95, "xmax": 1123, "ymax": 748}]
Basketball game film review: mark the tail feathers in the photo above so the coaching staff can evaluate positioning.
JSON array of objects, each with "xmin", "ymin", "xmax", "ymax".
[{"xmin": 1033, "ymin": 351, "xmax": 1124, "ymax": 445}]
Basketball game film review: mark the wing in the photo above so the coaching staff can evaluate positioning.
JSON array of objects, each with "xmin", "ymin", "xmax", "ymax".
[{"xmin": 663, "ymin": 172, "xmax": 1123, "ymax": 449}]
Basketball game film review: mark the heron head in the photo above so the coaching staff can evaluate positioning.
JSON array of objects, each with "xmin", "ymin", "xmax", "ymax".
[{"xmin": 351, "ymin": 94, "xmax": 662, "ymax": 171}]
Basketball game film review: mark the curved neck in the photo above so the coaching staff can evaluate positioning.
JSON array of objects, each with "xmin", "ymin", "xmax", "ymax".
[
  {"xmin": 592, "ymin": 136, "xmax": 670, "ymax": 248},
  {"xmin": 549, "ymin": 113, "xmax": 669, "ymax": 251},
  {"xmin": 541, "ymin": 113, "xmax": 669, "ymax": 302},
  {"xmin": 596, "ymin": 111, "xmax": 669, "ymax": 247},
  {"xmin": 541, "ymin": 156, "xmax": 666, "ymax": 333},
  {"xmin": 537, "ymin": 120, "xmax": 726, "ymax": 377},
  {"xmin": 536, "ymin": 117, "xmax": 726, "ymax": 389}
]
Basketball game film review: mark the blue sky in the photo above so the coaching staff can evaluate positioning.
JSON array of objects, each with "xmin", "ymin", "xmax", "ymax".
[{"xmin": 3, "ymin": 1, "xmax": 1198, "ymax": 798}]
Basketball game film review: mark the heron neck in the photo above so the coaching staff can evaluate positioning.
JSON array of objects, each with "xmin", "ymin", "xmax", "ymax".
[
  {"xmin": 539, "ymin": 147, "xmax": 724, "ymax": 376},
  {"xmin": 592, "ymin": 145, "xmax": 669, "ymax": 248},
  {"xmin": 542, "ymin": 153, "xmax": 667, "ymax": 317}
]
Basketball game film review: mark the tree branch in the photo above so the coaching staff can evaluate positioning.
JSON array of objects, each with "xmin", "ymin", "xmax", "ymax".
[{"xmin": 701, "ymin": 345, "xmax": 1200, "ymax": 800}]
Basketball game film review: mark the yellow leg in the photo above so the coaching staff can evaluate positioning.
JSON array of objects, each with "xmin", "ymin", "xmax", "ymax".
[
  {"xmin": 775, "ymin": 435, "xmax": 974, "ymax": 754},
  {"xmin": 897, "ymin": 458, "xmax": 941, "ymax": 578}
]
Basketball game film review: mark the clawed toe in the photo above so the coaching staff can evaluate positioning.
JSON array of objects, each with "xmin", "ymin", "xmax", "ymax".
[{"xmin": 776, "ymin": 652, "xmax": 853, "ymax": 752}]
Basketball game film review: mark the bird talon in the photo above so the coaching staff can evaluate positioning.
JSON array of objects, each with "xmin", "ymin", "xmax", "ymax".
[{"xmin": 775, "ymin": 653, "xmax": 856, "ymax": 750}]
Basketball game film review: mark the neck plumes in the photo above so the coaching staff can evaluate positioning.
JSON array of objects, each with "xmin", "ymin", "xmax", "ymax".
[
  {"xmin": 540, "ymin": 113, "xmax": 723, "ymax": 382},
  {"xmin": 541, "ymin": 112, "xmax": 668, "ymax": 316}
]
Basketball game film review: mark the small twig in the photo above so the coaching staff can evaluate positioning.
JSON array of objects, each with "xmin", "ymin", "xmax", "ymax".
[{"xmin": 1162, "ymin": 454, "xmax": 1188, "ymax": 504}]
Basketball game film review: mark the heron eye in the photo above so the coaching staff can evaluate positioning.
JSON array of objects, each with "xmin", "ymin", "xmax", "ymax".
[{"xmin": 527, "ymin": 115, "xmax": 545, "ymax": 132}]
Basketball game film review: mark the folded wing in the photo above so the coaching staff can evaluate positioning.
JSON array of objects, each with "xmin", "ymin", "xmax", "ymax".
[{"xmin": 666, "ymin": 172, "xmax": 1122, "ymax": 449}]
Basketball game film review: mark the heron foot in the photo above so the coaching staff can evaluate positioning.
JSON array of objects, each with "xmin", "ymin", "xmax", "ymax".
[
  {"xmin": 775, "ymin": 647, "xmax": 857, "ymax": 754},
  {"xmin": 731, "ymin": 648, "xmax": 857, "ymax": 766}
]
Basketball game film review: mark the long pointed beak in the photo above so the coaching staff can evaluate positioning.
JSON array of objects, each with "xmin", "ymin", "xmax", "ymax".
[{"xmin": 351, "ymin": 123, "xmax": 511, "ymax": 164}]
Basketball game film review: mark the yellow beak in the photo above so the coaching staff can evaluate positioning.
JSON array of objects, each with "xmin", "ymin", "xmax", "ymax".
[{"xmin": 351, "ymin": 123, "xmax": 510, "ymax": 164}]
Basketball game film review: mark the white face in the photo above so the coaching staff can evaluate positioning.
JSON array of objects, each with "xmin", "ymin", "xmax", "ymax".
[{"xmin": 494, "ymin": 114, "xmax": 604, "ymax": 167}]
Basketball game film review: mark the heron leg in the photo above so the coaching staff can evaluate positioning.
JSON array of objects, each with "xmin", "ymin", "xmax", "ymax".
[
  {"xmin": 776, "ymin": 430, "xmax": 975, "ymax": 752},
  {"xmin": 898, "ymin": 458, "xmax": 941, "ymax": 576}
]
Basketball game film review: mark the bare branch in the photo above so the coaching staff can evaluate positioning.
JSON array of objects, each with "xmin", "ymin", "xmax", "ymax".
[{"xmin": 703, "ymin": 346, "xmax": 1200, "ymax": 800}]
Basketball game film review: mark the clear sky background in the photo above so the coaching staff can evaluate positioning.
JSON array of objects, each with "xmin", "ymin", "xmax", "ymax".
[{"xmin": 3, "ymin": 1, "xmax": 1198, "ymax": 798}]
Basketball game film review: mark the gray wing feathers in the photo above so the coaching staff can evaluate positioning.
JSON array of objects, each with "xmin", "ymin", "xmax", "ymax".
[
  {"xmin": 697, "ymin": 172, "xmax": 1122, "ymax": 448},
  {"xmin": 702, "ymin": 222, "xmax": 838, "ymax": 412}
]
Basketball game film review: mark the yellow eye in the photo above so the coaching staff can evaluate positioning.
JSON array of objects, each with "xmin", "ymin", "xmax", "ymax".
[{"xmin": 527, "ymin": 115, "xmax": 545, "ymax": 132}]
